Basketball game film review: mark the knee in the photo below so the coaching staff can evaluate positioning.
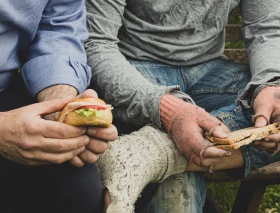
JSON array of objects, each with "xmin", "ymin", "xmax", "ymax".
[{"xmin": 59, "ymin": 163, "xmax": 105, "ymax": 213}]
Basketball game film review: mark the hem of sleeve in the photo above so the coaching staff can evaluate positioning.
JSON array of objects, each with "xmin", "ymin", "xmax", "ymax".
[
  {"xmin": 154, "ymin": 86, "xmax": 196, "ymax": 130},
  {"xmin": 21, "ymin": 54, "xmax": 91, "ymax": 97},
  {"xmin": 237, "ymin": 70, "xmax": 280, "ymax": 108}
]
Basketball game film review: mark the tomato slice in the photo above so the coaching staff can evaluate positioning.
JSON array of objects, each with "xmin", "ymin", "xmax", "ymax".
[{"xmin": 77, "ymin": 105, "xmax": 107, "ymax": 110}]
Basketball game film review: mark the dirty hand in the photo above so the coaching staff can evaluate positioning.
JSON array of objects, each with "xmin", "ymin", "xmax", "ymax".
[
  {"xmin": 160, "ymin": 94, "xmax": 230, "ymax": 166},
  {"xmin": 253, "ymin": 86, "xmax": 280, "ymax": 153}
]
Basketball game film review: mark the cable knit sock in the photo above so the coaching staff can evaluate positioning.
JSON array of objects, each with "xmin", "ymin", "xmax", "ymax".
[{"xmin": 97, "ymin": 125, "xmax": 188, "ymax": 213}]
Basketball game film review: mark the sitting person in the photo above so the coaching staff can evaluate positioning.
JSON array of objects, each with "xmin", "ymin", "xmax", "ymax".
[
  {"xmin": 0, "ymin": 1, "xmax": 117, "ymax": 213},
  {"xmin": 85, "ymin": 0, "xmax": 280, "ymax": 212}
]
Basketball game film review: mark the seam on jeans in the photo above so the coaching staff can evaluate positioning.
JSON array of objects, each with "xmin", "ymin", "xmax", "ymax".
[
  {"xmin": 180, "ymin": 66, "xmax": 188, "ymax": 92},
  {"xmin": 228, "ymin": 67, "xmax": 249, "ymax": 92}
]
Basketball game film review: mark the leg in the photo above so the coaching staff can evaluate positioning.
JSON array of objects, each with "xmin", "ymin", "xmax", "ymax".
[
  {"xmin": 98, "ymin": 125, "xmax": 188, "ymax": 213},
  {"xmin": 0, "ymin": 74, "xmax": 105, "ymax": 213},
  {"xmin": 125, "ymin": 60, "xmax": 207, "ymax": 213},
  {"xmin": 143, "ymin": 172, "xmax": 206, "ymax": 213}
]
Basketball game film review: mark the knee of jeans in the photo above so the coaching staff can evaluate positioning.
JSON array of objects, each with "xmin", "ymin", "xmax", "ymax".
[{"xmin": 59, "ymin": 164, "xmax": 105, "ymax": 213}]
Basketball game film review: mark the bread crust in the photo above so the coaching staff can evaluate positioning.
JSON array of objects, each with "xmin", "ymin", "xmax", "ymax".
[
  {"xmin": 64, "ymin": 109, "xmax": 112, "ymax": 127},
  {"xmin": 206, "ymin": 123, "xmax": 279, "ymax": 150},
  {"xmin": 59, "ymin": 98, "xmax": 113, "ymax": 127}
]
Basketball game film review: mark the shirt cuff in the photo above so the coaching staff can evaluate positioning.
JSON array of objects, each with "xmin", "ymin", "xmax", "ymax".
[
  {"xmin": 21, "ymin": 54, "xmax": 92, "ymax": 97},
  {"xmin": 238, "ymin": 76, "xmax": 280, "ymax": 108}
]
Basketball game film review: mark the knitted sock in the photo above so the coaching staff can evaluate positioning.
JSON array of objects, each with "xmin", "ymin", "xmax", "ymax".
[{"xmin": 97, "ymin": 125, "xmax": 188, "ymax": 213}]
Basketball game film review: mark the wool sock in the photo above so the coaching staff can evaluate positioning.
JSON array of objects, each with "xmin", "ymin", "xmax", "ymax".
[{"xmin": 97, "ymin": 125, "xmax": 188, "ymax": 213}]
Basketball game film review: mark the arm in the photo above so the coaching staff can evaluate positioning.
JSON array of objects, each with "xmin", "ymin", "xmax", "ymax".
[
  {"xmin": 21, "ymin": 0, "xmax": 92, "ymax": 100},
  {"xmin": 86, "ymin": 0, "xmax": 191, "ymax": 128},
  {"xmin": 238, "ymin": 0, "xmax": 280, "ymax": 107}
]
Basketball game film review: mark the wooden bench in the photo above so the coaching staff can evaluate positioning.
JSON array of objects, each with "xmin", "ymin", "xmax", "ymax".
[{"xmin": 203, "ymin": 7, "xmax": 280, "ymax": 213}]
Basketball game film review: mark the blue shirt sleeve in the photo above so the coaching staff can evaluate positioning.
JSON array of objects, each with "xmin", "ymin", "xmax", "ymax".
[{"xmin": 21, "ymin": 0, "xmax": 91, "ymax": 97}]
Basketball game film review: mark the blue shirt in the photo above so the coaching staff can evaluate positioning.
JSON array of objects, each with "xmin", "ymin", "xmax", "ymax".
[{"xmin": 0, "ymin": 0, "xmax": 91, "ymax": 97}]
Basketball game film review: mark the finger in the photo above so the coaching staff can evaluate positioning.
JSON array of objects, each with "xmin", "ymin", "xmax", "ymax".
[
  {"xmin": 79, "ymin": 149, "xmax": 99, "ymax": 163},
  {"xmin": 253, "ymin": 93, "xmax": 273, "ymax": 125},
  {"xmin": 264, "ymin": 132, "xmax": 280, "ymax": 142},
  {"xmin": 41, "ymin": 121, "xmax": 87, "ymax": 138},
  {"xmin": 202, "ymin": 146, "xmax": 231, "ymax": 158},
  {"xmin": 200, "ymin": 157, "xmax": 226, "ymax": 167},
  {"xmin": 198, "ymin": 110, "xmax": 227, "ymax": 137},
  {"xmin": 69, "ymin": 156, "xmax": 85, "ymax": 167},
  {"xmin": 32, "ymin": 136, "xmax": 89, "ymax": 153},
  {"xmin": 252, "ymin": 142, "xmax": 277, "ymax": 153},
  {"xmin": 31, "ymin": 147, "xmax": 86, "ymax": 164},
  {"xmin": 211, "ymin": 125, "xmax": 228, "ymax": 138},
  {"xmin": 254, "ymin": 116, "xmax": 268, "ymax": 128},
  {"xmin": 33, "ymin": 98, "xmax": 73, "ymax": 115},
  {"xmin": 253, "ymin": 141, "xmax": 277, "ymax": 150},
  {"xmin": 87, "ymin": 125, "xmax": 118, "ymax": 141},
  {"xmin": 77, "ymin": 89, "xmax": 98, "ymax": 99},
  {"xmin": 86, "ymin": 138, "xmax": 109, "ymax": 154},
  {"xmin": 43, "ymin": 112, "xmax": 61, "ymax": 121}
]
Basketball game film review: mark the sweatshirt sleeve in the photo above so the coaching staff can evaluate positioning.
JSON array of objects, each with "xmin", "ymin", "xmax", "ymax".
[
  {"xmin": 238, "ymin": 0, "xmax": 280, "ymax": 107},
  {"xmin": 85, "ymin": 0, "xmax": 193, "ymax": 128},
  {"xmin": 21, "ymin": 0, "xmax": 92, "ymax": 97}
]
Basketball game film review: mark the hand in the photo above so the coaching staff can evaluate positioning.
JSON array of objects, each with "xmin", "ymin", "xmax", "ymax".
[
  {"xmin": 253, "ymin": 86, "xmax": 280, "ymax": 153},
  {"xmin": 160, "ymin": 95, "xmax": 230, "ymax": 166},
  {"xmin": 67, "ymin": 89, "xmax": 118, "ymax": 167},
  {"xmin": 70, "ymin": 125, "xmax": 118, "ymax": 167},
  {"xmin": 0, "ymin": 98, "xmax": 89, "ymax": 166},
  {"xmin": 43, "ymin": 89, "xmax": 99, "ymax": 121}
]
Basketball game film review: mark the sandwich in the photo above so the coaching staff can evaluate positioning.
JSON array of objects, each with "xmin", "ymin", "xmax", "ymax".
[
  {"xmin": 58, "ymin": 97, "xmax": 113, "ymax": 127},
  {"xmin": 205, "ymin": 123, "xmax": 279, "ymax": 150}
]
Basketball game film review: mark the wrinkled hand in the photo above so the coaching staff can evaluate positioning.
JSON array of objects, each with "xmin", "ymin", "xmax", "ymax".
[
  {"xmin": 161, "ymin": 95, "xmax": 231, "ymax": 167},
  {"xmin": 252, "ymin": 86, "xmax": 280, "ymax": 153},
  {"xmin": 0, "ymin": 98, "xmax": 89, "ymax": 166}
]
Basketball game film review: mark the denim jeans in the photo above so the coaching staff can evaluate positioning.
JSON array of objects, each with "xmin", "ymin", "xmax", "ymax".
[{"xmin": 128, "ymin": 56, "xmax": 280, "ymax": 213}]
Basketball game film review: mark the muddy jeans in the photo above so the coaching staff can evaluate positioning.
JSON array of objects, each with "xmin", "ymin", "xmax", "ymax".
[{"xmin": 127, "ymin": 56, "xmax": 280, "ymax": 213}]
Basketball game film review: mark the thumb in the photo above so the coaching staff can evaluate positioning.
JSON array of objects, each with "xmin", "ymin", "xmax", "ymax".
[
  {"xmin": 77, "ymin": 89, "xmax": 98, "ymax": 99},
  {"xmin": 254, "ymin": 115, "xmax": 268, "ymax": 128},
  {"xmin": 197, "ymin": 108, "xmax": 227, "ymax": 137},
  {"xmin": 253, "ymin": 101, "xmax": 272, "ymax": 128},
  {"xmin": 36, "ymin": 98, "xmax": 72, "ymax": 115}
]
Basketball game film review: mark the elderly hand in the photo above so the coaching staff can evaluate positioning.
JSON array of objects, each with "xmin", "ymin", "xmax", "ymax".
[
  {"xmin": 252, "ymin": 86, "xmax": 280, "ymax": 153},
  {"xmin": 160, "ymin": 95, "xmax": 231, "ymax": 167}
]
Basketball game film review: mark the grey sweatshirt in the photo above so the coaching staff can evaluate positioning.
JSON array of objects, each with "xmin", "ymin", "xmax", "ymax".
[{"xmin": 85, "ymin": 0, "xmax": 280, "ymax": 128}]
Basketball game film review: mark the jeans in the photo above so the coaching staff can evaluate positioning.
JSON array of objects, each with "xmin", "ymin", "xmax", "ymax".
[{"xmin": 128, "ymin": 56, "xmax": 280, "ymax": 213}]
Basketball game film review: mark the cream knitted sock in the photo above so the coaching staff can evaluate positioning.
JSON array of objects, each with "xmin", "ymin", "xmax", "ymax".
[{"xmin": 97, "ymin": 125, "xmax": 188, "ymax": 213}]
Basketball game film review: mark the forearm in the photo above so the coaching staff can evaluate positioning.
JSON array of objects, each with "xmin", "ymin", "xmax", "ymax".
[
  {"xmin": 22, "ymin": 0, "xmax": 91, "ymax": 98},
  {"xmin": 239, "ymin": 0, "xmax": 280, "ymax": 107},
  {"xmin": 37, "ymin": 84, "xmax": 77, "ymax": 102},
  {"xmin": 87, "ymin": 43, "xmax": 167, "ymax": 127}
]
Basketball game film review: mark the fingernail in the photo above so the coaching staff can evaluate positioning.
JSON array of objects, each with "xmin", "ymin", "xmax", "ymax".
[
  {"xmin": 82, "ymin": 128, "xmax": 87, "ymax": 134},
  {"xmin": 80, "ymin": 147, "xmax": 86, "ymax": 152},
  {"xmin": 84, "ymin": 137, "xmax": 90, "ymax": 145}
]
